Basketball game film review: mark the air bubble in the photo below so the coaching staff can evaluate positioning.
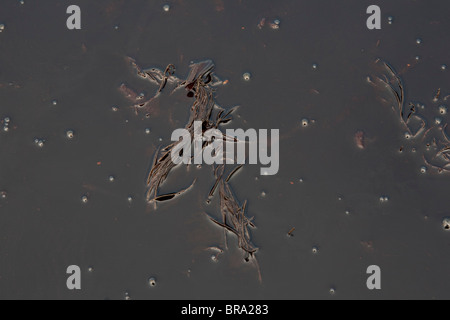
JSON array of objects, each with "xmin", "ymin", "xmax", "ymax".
[
  {"xmin": 270, "ymin": 19, "xmax": 280, "ymax": 30},
  {"xmin": 415, "ymin": 56, "xmax": 420, "ymax": 61},
  {"xmin": 0, "ymin": 191, "xmax": 7, "ymax": 199},
  {"xmin": 435, "ymin": 117, "xmax": 442, "ymax": 125},
  {"xmin": 379, "ymin": 196, "xmax": 389, "ymax": 203},
  {"xmin": 404, "ymin": 132, "xmax": 411, "ymax": 139},
  {"xmin": 441, "ymin": 64, "xmax": 447, "ymax": 71},
  {"xmin": 34, "ymin": 138, "xmax": 45, "ymax": 148},
  {"xmin": 0, "ymin": 24, "xmax": 5, "ymax": 32},
  {"xmin": 439, "ymin": 106, "xmax": 447, "ymax": 115},
  {"xmin": 387, "ymin": 16, "xmax": 393, "ymax": 24},
  {"xmin": 345, "ymin": 210, "xmax": 350, "ymax": 215},
  {"xmin": 163, "ymin": 4, "xmax": 170, "ymax": 12},
  {"xmin": 211, "ymin": 255, "xmax": 219, "ymax": 263},
  {"xmin": 51, "ymin": 100, "xmax": 58, "ymax": 106},
  {"xmin": 145, "ymin": 128, "xmax": 151, "ymax": 134},
  {"xmin": 111, "ymin": 106, "xmax": 118, "ymax": 112},
  {"xmin": 420, "ymin": 166, "xmax": 427, "ymax": 174},
  {"xmin": 242, "ymin": 72, "xmax": 251, "ymax": 81},
  {"xmin": 124, "ymin": 292, "xmax": 131, "ymax": 300},
  {"xmin": 416, "ymin": 38, "xmax": 422, "ymax": 45},
  {"xmin": 81, "ymin": 195, "xmax": 89, "ymax": 203},
  {"xmin": 312, "ymin": 246, "xmax": 319, "ymax": 254},
  {"xmin": 114, "ymin": 25, "xmax": 119, "ymax": 30},
  {"xmin": 87, "ymin": 266, "xmax": 94, "ymax": 272},
  {"xmin": 312, "ymin": 63, "xmax": 318, "ymax": 70},
  {"xmin": 260, "ymin": 191, "xmax": 266, "ymax": 197},
  {"xmin": 19, "ymin": 0, "xmax": 24, "ymax": 4},
  {"xmin": 301, "ymin": 118, "xmax": 309, "ymax": 127},
  {"xmin": 442, "ymin": 218, "xmax": 450, "ymax": 231},
  {"xmin": 148, "ymin": 277, "xmax": 157, "ymax": 287},
  {"xmin": 66, "ymin": 130, "xmax": 74, "ymax": 139},
  {"xmin": 329, "ymin": 287, "xmax": 336, "ymax": 295},
  {"xmin": 127, "ymin": 196, "xmax": 133, "ymax": 203},
  {"xmin": 108, "ymin": 175, "xmax": 115, "ymax": 182}
]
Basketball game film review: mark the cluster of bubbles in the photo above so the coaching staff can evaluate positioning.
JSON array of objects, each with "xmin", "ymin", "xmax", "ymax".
[
  {"xmin": 2, "ymin": 117, "xmax": 11, "ymax": 132},
  {"xmin": 34, "ymin": 138, "xmax": 45, "ymax": 148},
  {"xmin": 270, "ymin": 19, "xmax": 280, "ymax": 30},
  {"xmin": 300, "ymin": 118, "xmax": 316, "ymax": 128}
]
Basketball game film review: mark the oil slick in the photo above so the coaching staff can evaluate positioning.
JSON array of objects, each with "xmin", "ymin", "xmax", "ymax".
[
  {"xmin": 369, "ymin": 58, "xmax": 450, "ymax": 173},
  {"xmin": 121, "ymin": 58, "xmax": 262, "ymax": 283}
]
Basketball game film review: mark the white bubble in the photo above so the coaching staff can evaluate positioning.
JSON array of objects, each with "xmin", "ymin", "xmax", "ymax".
[
  {"xmin": 4, "ymin": 117, "xmax": 10, "ymax": 123},
  {"xmin": 163, "ymin": 4, "xmax": 170, "ymax": 12},
  {"xmin": 329, "ymin": 287, "xmax": 336, "ymax": 295},
  {"xmin": 51, "ymin": 100, "xmax": 58, "ymax": 106},
  {"xmin": 387, "ymin": 16, "xmax": 393, "ymax": 24},
  {"xmin": 81, "ymin": 195, "xmax": 89, "ymax": 203},
  {"xmin": 66, "ymin": 130, "xmax": 74, "ymax": 139},
  {"xmin": 145, "ymin": 128, "xmax": 151, "ymax": 134},
  {"xmin": 148, "ymin": 277, "xmax": 157, "ymax": 287},
  {"xmin": 415, "ymin": 56, "xmax": 420, "ymax": 61},
  {"xmin": 0, "ymin": 191, "xmax": 7, "ymax": 199},
  {"xmin": 345, "ymin": 210, "xmax": 350, "ymax": 215},
  {"xmin": 111, "ymin": 106, "xmax": 118, "ymax": 112},
  {"xmin": 88, "ymin": 266, "xmax": 94, "ymax": 272},
  {"xmin": 312, "ymin": 246, "xmax": 318, "ymax": 254},
  {"xmin": 442, "ymin": 217, "xmax": 450, "ymax": 231},
  {"xmin": 127, "ymin": 196, "xmax": 133, "ymax": 203},
  {"xmin": 301, "ymin": 118, "xmax": 309, "ymax": 127},
  {"xmin": 108, "ymin": 175, "xmax": 115, "ymax": 182},
  {"xmin": 114, "ymin": 25, "xmax": 119, "ymax": 30},
  {"xmin": 435, "ymin": 117, "xmax": 442, "ymax": 125},
  {"xmin": 416, "ymin": 38, "xmax": 422, "ymax": 45},
  {"xmin": 242, "ymin": 72, "xmax": 251, "ymax": 81},
  {"xmin": 260, "ymin": 191, "xmax": 266, "ymax": 197},
  {"xmin": 312, "ymin": 63, "xmax": 318, "ymax": 70},
  {"xmin": 439, "ymin": 106, "xmax": 447, "ymax": 115},
  {"xmin": 0, "ymin": 24, "xmax": 5, "ymax": 32},
  {"xmin": 420, "ymin": 166, "xmax": 427, "ymax": 174},
  {"xmin": 441, "ymin": 64, "xmax": 447, "ymax": 71},
  {"xmin": 404, "ymin": 132, "xmax": 411, "ymax": 139}
]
